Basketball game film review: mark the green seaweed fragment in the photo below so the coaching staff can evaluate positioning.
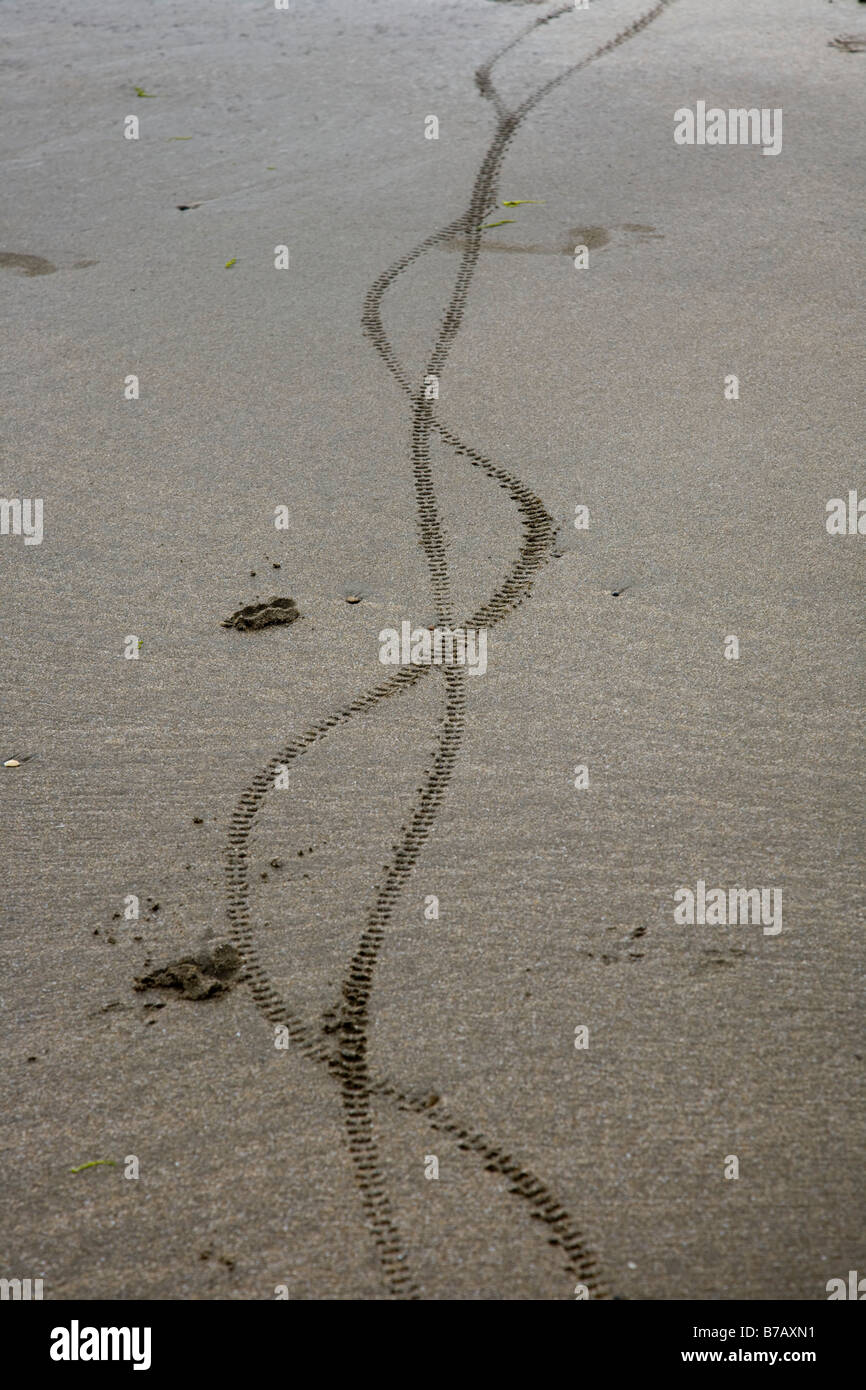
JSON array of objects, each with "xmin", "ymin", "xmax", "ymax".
[
  {"xmin": 501, "ymin": 199, "xmax": 544, "ymax": 207},
  {"xmin": 134, "ymin": 87, "xmax": 156, "ymax": 98},
  {"xmin": 480, "ymin": 219, "xmax": 516, "ymax": 230},
  {"xmin": 224, "ymin": 258, "xmax": 237, "ymax": 268},
  {"xmin": 70, "ymin": 1159, "xmax": 117, "ymax": 1174}
]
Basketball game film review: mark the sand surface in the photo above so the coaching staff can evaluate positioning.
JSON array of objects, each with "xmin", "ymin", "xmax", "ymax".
[{"xmin": 1, "ymin": 0, "xmax": 863, "ymax": 1300}]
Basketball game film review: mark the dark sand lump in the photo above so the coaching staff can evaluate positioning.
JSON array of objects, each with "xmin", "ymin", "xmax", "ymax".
[
  {"xmin": 221, "ymin": 596, "xmax": 299, "ymax": 631},
  {"xmin": 133, "ymin": 943, "xmax": 241, "ymax": 1000}
]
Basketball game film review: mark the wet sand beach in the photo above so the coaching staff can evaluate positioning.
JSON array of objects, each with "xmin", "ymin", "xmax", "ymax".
[{"xmin": 1, "ymin": 0, "xmax": 863, "ymax": 1300}]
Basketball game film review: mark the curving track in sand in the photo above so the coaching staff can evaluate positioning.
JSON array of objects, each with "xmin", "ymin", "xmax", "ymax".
[{"xmin": 224, "ymin": 0, "xmax": 678, "ymax": 1300}]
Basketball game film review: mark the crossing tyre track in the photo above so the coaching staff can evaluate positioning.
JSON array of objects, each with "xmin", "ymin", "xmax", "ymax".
[{"xmin": 224, "ymin": 0, "xmax": 678, "ymax": 1300}]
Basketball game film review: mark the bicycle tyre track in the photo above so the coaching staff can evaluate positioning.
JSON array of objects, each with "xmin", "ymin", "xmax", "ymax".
[{"xmin": 224, "ymin": 0, "xmax": 679, "ymax": 1300}]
